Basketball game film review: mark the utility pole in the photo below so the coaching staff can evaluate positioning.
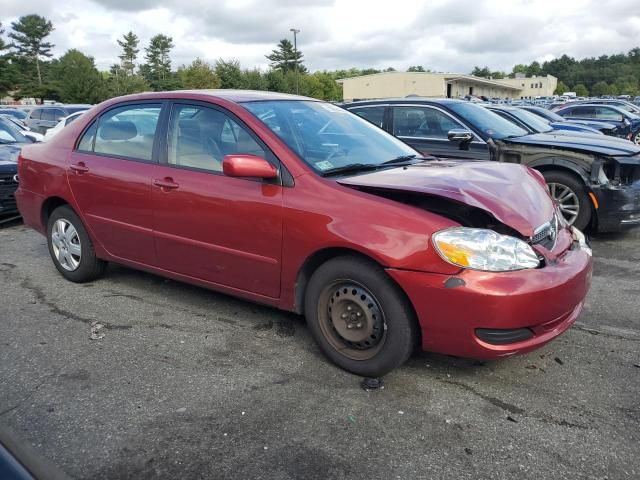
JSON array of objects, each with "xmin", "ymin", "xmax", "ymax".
[{"xmin": 290, "ymin": 28, "xmax": 300, "ymax": 94}]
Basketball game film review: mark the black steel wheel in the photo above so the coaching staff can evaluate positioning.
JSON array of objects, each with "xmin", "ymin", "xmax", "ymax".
[{"xmin": 304, "ymin": 255, "xmax": 417, "ymax": 376}]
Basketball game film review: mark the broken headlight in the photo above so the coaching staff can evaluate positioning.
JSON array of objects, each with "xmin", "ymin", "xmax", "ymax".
[{"xmin": 433, "ymin": 228, "xmax": 540, "ymax": 272}]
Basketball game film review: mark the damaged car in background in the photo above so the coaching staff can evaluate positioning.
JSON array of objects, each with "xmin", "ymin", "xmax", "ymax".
[
  {"xmin": 16, "ymin": 91, "xmax": 592, "ymax": 376},
  {"xmin": 345, "ymin": 99, "xmax": 640, "ymax": 232}
]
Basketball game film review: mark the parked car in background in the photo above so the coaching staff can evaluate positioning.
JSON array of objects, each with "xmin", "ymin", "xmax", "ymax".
[
  {"xmin": 0, "ymin": 108, "xmax": 28, "ymax": 127},
  {"xmin": 554, "ymin": 98, "xmax": 640, "ymax": 115},
  {"xmin": 15, "ymin": 90, "xmax": 594, "ymax": 376},
  {"xmin": 520, "ymin": 105, "xmax": 619, "ymax": 136},
  {"xmin": 485, "ymin": 105, "xmax": 604, "ymax": 136},
  {"xmin": 44, "ymin": 111, "xmax": 86, "ymax": 141},
  {"xmin": 25, "ymin": 105, "xmax": 91, "ymax": 134},
  {"xmin": 0, "ymin": 117, "xmax": 34, "ymax": 221},
  {"xmin": 0, "ymin": 115, "xmax": 44, "ymax": 143},
  {"xmin": 553, "ymin": 104, "xmax": 640, "ymax": 144},
  {"xmin": 345, "ymin": 98, "xmax": 640, "ymax": 231}
]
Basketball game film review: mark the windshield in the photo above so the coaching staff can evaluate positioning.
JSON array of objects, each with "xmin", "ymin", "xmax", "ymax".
[
  {"xmin": 0, "ymin": 109, "xmax": 27, "ymax": 120},
  {"xmin": 448, "ymin": 102, "xmax": 528, "ymax": 140},
  {"xmin": 509, "ymin": 109, "xmax": 553, "ymax": 133},
  {"xmin": 242, "ymin": 100, "xmax": 418, "ymax": 174},
  {"xmin": 0, "ymin": 118, "xmax": 29, "ymax": 144},
  {"xmin": 528, "ymin": 107, "xmax": 564, "ymax": 122}
]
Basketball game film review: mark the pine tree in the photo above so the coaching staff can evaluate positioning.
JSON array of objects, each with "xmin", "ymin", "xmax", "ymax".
[
  {"xmin": 117, "ymin": 31, "xmax": 139, "ymax": 76},
  {"xmin": 265, "ymin": 39, "xmax": 306, "ymax": 73},
  {"xmin": 142, "ymin": 34, "xmax": 174, "ymax": 90},
  {"xmin": 9, "ymin": 15, "xmax": 54, "ymax": 86}
]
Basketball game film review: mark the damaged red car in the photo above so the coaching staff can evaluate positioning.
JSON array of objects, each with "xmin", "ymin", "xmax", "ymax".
[{"xmin": 15, "ymin": 91, "xmax": 593, "ymax": 376}]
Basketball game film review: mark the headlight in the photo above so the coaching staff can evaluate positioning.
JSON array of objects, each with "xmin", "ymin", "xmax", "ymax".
[{"xmin": 433, "ymin": 228, "xmax": 540, "ymax": 271}]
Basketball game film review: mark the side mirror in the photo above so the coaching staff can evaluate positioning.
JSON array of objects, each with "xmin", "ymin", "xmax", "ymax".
[
  {"xmin": 447, "ymin": 129, "xmax": 474, "ymax": 142},
  {"xmin": 222, "ymin": 154, "xmax": 278, "ymax": 179}
]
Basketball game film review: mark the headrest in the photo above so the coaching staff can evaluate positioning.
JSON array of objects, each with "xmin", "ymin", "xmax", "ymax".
[{"xmin": 100, "ymin": 120, "xmax": 137, "ymax": 141}]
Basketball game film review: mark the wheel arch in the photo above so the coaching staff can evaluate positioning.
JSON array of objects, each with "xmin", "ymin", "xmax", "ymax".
[
  {"xmin": 528, "ymin": 157, "xmax": 591, "ymax": 184},
  {"xmin": 293, "ymin": 247, "xmax": 421, "ymax": 346},
  {"xmin": 41, "ymin": 196, "xmax": 73, "ymax": 229}
]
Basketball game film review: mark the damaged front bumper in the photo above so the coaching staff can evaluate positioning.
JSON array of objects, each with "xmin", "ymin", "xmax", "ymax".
[{"xmin": 592, "ymin": 156, "xmax": 640, "ymax": 231}]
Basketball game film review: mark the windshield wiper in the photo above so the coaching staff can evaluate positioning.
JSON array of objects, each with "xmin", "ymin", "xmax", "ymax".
[
  {"xmin": 380, "ymin": 154, "xmax": 419, "ymax": 165},
  {"xmin": 322, "ymin": 163, "xmax": 381, "ymax": 176}
]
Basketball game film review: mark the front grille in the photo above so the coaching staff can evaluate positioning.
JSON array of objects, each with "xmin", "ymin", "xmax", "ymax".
[
  {"xmin": 0, "ymin": 173, "xmax": 19, "ymax": 215},
  {"xmin": 531, "ymin": 215, "xmax": 558, "ymax": 250}
]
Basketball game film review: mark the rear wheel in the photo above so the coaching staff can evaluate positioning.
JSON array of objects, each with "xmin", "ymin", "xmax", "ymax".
[
  {"xmin": 304, "ymin": 256, "xmax": 417, "ymax": 377},
  {"xmin": 632, "ymin": 130, "xmax": 640, "ymax": 145},
  {"xmin": 47, "ymin": 205, "xmax": 106, "ymax": 282},
  {"xmin": 542, "ymin": 170, "xmax": 591, "ymax": 231}
]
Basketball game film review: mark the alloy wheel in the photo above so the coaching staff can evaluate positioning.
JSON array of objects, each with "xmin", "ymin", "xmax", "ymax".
[
  {"xmin": 634, "ymin": 131, "xmax": 640, "ymax": 145},
  {"xmin": 547, "ymin": 182, "xmax": 580, "ymax": 225},
  {"xmin": 317, "ymin": 280, "xmax": 387, "ymax": 361},
  {"xmin": 51, "ymin": 218, "xmax": 82, "ymax": 271}
]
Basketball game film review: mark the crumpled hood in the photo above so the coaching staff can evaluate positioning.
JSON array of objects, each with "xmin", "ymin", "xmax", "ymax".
[
  {"xmin": 509, "ymin": 132, "xmax": 640, "ymax": 157},
  {"xmin": 337, "ymin": 160, "xmax": 554, "ymax": 237}
]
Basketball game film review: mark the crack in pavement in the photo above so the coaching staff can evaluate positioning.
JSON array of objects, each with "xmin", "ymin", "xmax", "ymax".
[
  {"xmin": 438, "ymin": 379, "xmax": 590, "ymax": 430},
  {"xmin": 573, "ymin": 322, "xmax": 640, "ymax": 341}
]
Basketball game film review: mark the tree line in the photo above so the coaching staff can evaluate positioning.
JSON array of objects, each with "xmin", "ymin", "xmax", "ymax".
[
  {"xmin": 470, "ymin": 48, "xmax": 640, "ymax": 97},
  {"xmin": 2, "ymin": 14, "xmax": 640, "ymax": 104},
  {"xmin": 0, "ymin": 15, "xmax": 342, "ymax": 103}
]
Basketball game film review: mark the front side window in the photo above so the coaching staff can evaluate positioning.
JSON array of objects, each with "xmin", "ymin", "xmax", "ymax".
[
  {"xmin": 447, "ymin": 102, "xmax": 527, "ymax": 140},
  {"xmin": 594, "ymin": 107, "xmax": 623, "ymax": 121},
  {"xmin": 393, "ymin": 106, "xmax": 464, "ymax": 139},
  {"xmin": 242, "ymin": 100, "xmax": 417, "ymax": 174},
  {"xmin": 91, "ymin": 104, "xmax": 161, "ymax": 161},
  {"xmin": 566, "ymin": 106, "xmax": 595, "ymax": 118},
  {"xmin": 167, "ymin": 104, "xmax": 266, "ymax": 173},
  {"xmin": 349, "ymin": 106, "xmax": 385, "ymax": 128},
  {"xmin": 30, "ymin": 109, "xmax": 42, "ymax": 120}
]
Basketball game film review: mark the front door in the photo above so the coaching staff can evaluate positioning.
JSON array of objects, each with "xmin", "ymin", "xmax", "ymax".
[
  {"xmin": 67, "ymin": 102, "xmax": 163, "ymax": 265},
  {"xmin": 152, "ymin": 102, "xmax": 283, "ymax": 298},
  {"xmin": 390, "ymin": 105, "xmax": 490, "ymax": 160}
]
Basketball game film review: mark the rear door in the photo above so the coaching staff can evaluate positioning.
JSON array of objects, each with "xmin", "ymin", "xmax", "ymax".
[
  {"xmin": 390, "ymin": 105, "xmax": 490, "ymax": 160},
  {"xmin": 67, "ymin": 102, "xmax": 164, "ymax": 265},
  {"xmin": 151, "ymin": 101, "xmax": 283, "ymax": 298}
]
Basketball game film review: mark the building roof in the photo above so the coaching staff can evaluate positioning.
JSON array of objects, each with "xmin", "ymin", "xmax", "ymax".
[{"xmin": 337, "ymin": 71, "xmax": 524, "ymax": 91}]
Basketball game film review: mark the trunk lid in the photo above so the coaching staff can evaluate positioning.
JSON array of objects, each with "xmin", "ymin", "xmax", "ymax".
[{"xmin": 337, "ymin": 160, "xmax": 554, "ymax": 237}]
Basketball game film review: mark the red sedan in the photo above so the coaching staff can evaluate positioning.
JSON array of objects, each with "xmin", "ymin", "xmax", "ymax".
[{"xmin": 15, "ymin": 91, "xmax": 593, "ymax": 376}]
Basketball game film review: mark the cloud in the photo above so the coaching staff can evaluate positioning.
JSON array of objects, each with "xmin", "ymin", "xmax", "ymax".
[{"xmin": 1, "ymin": 0, "xmax": 638, "ymax": 74}]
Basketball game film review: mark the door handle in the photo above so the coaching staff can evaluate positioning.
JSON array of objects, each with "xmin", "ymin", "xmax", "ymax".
[
  {"xmin": 153, "ymin": 178, "xmax": 179, "ymax": 190},
  {"xmin": 70, "ymin": 162, "xmax": 89, "ymax": 173}
]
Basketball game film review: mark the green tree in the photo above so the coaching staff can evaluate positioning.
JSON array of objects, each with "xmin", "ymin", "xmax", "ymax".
[
  {"xmin": 9, "ymin": 14, "xmax": 54, "ymax": 86},
  {"xmin": 106, "ymin": 64, "xmax": 149, "ymax": 97},
  {"xmin": 471, "ymin": 66, "xmax": 492, "ymax": 78},
  {"xmin": 265, "ymin": 39, "xmax": 305, "ymax": 73},
  {"xmin": 177, "ymin": 58, "xmax": 220, "ymax": 89},
  {"xmin": 50, "ymin": 49, "xmax": 104, "ymax": 103},
  {"xmin": 591, "ymin": 81, "xmax": 609, "ymax": 96},
  {"xmin": 0, "ymin": 22, "xmax": 18, "ymax": 97},
  {"xmin": 242, "ymin": 68, "xmax": 268, "ymax": 90},
  {"xmin": 554, "ymin": 80, "xmax": 569, "ymax": 95},
  {"xmin": 117, "ymin": 31, "xmax": 139, "ymax": 76},
  {"xmin": 407, "ymin": 65, "xmax": 426, "ymax": 72},
  {"xmin": 142, "ymin": 34, "xmax": 174, "ymax": 90},
  {"xmin": 214, "ymin": 59, "xmax": 244, "ymax": 89},
  {"xmin": 608, "ymin": 83, "xmax": 619, "ymax": 96},
  {"xmin": 574, "ymin": 83, "xmax": 589, "ymax": 97}
]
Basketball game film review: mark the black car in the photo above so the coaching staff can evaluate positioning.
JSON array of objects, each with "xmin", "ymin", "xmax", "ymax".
[
  {"xmin": 25, "ymin": 104, "xmax": 91, "ymax": 134},
  {"xmin": 344, "ymin": 98, "xmax": 640, "ymax": 232},
  {"xmin": 0, "ymin": 118, "xmax": 32, "ymax": 220},
  {"xmin": 553, "ymin": 104, "xmax": 640, "ymax": 144}
]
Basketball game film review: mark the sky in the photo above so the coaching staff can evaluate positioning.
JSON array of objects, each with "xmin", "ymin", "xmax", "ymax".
[{"xmin": 2, "ymin": 0, "xmax": 640, "ymax": 74}]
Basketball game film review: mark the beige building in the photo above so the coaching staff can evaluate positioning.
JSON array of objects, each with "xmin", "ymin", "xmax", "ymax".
[{"xmin": 337, "ymin": 71, "xmax": 557, "ymax": 101}]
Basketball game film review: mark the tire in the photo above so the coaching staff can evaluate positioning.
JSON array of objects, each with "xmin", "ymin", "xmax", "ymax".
[
  {"xmin": 542, "ymin": 170, "xmax": 592, "ymax": 231},
  {"xmin": 47, "ymin": 205, "xmax": 107, "ymax": 282},
  {"xmin": 632, "ymin": 130, "xmax": 640, "ymax": 145},
  {"xmin": 304, "ymin": 255, "xmax": 417, "ymax": 377}
]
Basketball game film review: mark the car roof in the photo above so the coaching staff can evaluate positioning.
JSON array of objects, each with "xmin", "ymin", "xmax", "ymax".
[
  {"xmin": 558, "ymin": 103, "xmax": 627, "ymax": 111},
  {"xmin": 104, "ymin": 90, "xmax": 313, "ymax": 104},
  {"xmin": 344, "ymin": 98, "xmax": 467, "ymax": 107}
]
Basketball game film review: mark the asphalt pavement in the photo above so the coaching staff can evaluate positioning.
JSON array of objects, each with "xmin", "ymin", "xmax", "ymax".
[{"xmin": 0, "ymin": 220, "xmax": 638, "ymax": 480}]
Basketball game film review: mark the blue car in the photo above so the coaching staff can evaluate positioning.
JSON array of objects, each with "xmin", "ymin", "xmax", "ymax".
[
  {"xmin": 520, "ymin": 105, "xmax": 619, "ymax": 136},
  {"xmin": 554, "ymin": 104, "xmax": 640, "ymax": 144},
  {"xmin": 0, "ymin": 118, "xmax": 32, "ymax": 220}
]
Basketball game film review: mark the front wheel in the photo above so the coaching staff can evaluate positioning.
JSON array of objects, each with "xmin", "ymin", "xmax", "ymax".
[
  {"xmin": 47, "ymin": 205, "xmax": 107, "ymax": 282},
  {"xmin": 542, "ymin": 170, "xmax": 592, "ymax": 231},
  {"xmin": 304, "ymin": 256, "xmax": 417, "ymax": 377}
]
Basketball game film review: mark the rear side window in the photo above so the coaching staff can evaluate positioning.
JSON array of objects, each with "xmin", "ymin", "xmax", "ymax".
[
  {"xmin": 91, "ymin": 104, "xmax": 161, "ymax": 161},
  {"xmin": 392, "ymin": 106, "xmax": 463, "ymax": 139},
  {"xmin": 30, "ymin": 109, "xmax": 42, "ymax": 120},
  {"xmin": 349, "ymin": 106, "xmax": 385, "ymax": 128},
  {"xmin": 566, "ymin": 106, "xmax": 595, "ymax": 118},
  {"xmin": 594, "ymin": 107, "xmax": 623, "ymax": 121}
]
